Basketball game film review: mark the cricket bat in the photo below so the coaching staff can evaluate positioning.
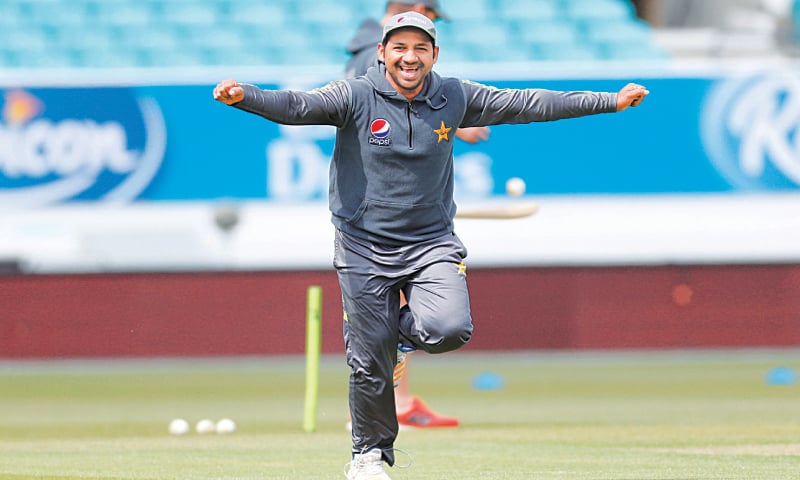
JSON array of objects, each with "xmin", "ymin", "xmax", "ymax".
[{"xmin": 455, "ymin": 201, "xmax": 539, "ymax": 219}]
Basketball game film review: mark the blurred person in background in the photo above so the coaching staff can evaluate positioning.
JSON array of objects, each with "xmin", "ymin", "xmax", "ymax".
[{"xmin": 344, "ymin": 0, "xmax": 489, "ymax": 432}]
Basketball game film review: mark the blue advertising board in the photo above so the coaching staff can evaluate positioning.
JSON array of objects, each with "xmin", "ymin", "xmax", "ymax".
[{"xmin": 2, "ymin": 68, "xmax": 799, "ymax": 207}]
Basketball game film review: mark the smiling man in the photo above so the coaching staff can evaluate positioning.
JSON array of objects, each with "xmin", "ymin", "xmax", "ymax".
[
  {"xmin": 378, "ymin": 13, "xmax": 438, "ymax": 100},
  {"xmin": 213, "ymin": 11, "xmax": 648, "ymax": 480}
]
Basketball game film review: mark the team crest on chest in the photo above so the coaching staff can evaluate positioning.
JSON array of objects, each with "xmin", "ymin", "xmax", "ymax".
[
  {"xmin": 434, "ymin": 121, "xmax": 452, "ymax": 143},
  {"xmin": 369, "ymin": 118, "xmax": 392, "ymax": 146}
]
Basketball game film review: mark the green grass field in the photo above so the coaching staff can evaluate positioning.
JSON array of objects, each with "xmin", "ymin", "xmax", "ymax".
[{"xmin": 1, "ymin": 349, "xmax": 798, "ymax": 479}]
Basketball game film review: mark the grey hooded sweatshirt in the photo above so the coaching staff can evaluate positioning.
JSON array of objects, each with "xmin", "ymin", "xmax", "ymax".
[{"xmin": 233, "ymin": 65, "xmax": 617, "ymax": 246}]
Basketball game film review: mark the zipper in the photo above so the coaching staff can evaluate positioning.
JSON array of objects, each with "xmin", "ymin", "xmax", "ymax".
[{"xmin": 406, "ymin": 102, "xmax": 414, "ymax": 149}]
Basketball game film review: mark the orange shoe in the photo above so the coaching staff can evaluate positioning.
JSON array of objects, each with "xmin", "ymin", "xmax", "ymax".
[
  {"xmin": 345, "ymin": 396, "xmax": 460, "ymax": 431},
  {"xmin": 396, "ymin": 396, "xmax": 460, "ymax": 429}
]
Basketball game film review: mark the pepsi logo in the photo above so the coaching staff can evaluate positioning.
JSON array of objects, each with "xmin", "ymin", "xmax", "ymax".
[{"xmin": 370, "ymin": 119, "xmax": 391, "ymax": 139}]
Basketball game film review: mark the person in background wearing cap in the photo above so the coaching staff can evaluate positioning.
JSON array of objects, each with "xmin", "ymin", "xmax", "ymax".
[
  {"xmin": 213, "ymin": 11, "xmax": 648, "ymax": 479},
  {"xmin": 344, "ymin": 0, "xmax": 484, "ymax": 433}
]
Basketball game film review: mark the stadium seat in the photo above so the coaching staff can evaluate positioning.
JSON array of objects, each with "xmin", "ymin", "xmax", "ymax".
[
  {"xmin": 159, "ymin": 3, "xmax": 218, "ymax": 26},
  {"xmin": 203, "ymin": 44, "xmax": 288, "ymax": 67},
  {"xmin": 167, "ymin": 23, "xmax": 243, "ymax": 51},
  {"xmin": 74, "ymin": 47, "xmax": 144, "ymax": 69},
  {"xmin": 23, "ymin": 0, "xmax": 89, "ymax": 27},
  {"xmin": 535, "ymin": 42, "xmax": 603, "ymax": 61},
  {"xmin": 299, "ymin": 2, "xmax": 356, "ymax": 26},
  {"xmin": 137, "ymin": 46, "xmax": 211, "ymax": 68},
  {"xmin": 51, "ymin": 26, "xmax": 115, "ymax": 62},
  {"xmin": 563, "ymin": 0, "xmax": 634, "ymax": 22},
  {"xmin": 5, "ymin": 26, "xmax": 51, "ymax": 53},
  {"xmin": 0, "ymin": 49, "xmax": 22, "ymax": 68},
  {"xmin": 445, "ymin": 0, "xmax": 490, "ymax": 21},
  {"xmin": 308, "ymin": 23, "xmax": 353, "ymax": 52},
  {"xmin": 0, "ymin": 0, "xmax": 664, "ymax": 69},
  {"xmin": 497, "ymin": 0, "xmax": 562, "ymax": 22},
  {"xmin": 597, "ymin": 42, "xmax": 671, "ymax": 61},
  {"xmin": 475, "ymin": 45, "xmax": 536, "ymax": 63},
  {"xmin": 581, "ymin": 19, "xmax": 654, "ymax": 44},
  {"xmin": 21, "ymin": 48, "xmax": 81, "ymax": 69},
  {"xmin": 113, "ymin": 25, "xmax": 182, "ymax": 51},
  {"xmin": 580, "ymin": 18, "xmax": 669, "ymax": 60},
  {"xmin": 0, "ymin": 3, "xmax": 25, "ymax": 28},
  {"xmin": 349, "ymin": 0, "xmax": 384, "ymax": 20},
  {"xmin": 450, "ymin": 21, "xmax": 512, "ymax": 49},
  {"xmin": 227, "ymin": 3, "xmax": 289, "ymax": 28},
  {"xmin": 92, "ymin": 3, "xmax": 155, "ymax": 26},
  {"xmin": 516, "ymin": 20, "xmax": 582, "ymax": 48}
]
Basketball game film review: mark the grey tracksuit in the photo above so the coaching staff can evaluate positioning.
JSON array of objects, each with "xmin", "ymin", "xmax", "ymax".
[{"xmin": 232, "ymin": 67, "xmax": 617, "ymax": 464}]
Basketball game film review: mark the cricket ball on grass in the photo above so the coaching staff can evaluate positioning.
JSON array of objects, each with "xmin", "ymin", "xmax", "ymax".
[
  {"xmin": 216, "ymin": 418, "xmax": 237, "ymax": 434},
  {"xmin": 195, "ymin": 418, "xmax": 216, "ymax": 434},
  {"xmin": 168, "ymin": 418, "xmax": 190, "ymax": 436}
]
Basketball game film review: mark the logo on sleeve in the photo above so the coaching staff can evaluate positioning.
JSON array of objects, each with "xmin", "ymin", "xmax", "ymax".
[{"xmin": 369, "ymin": 118, "xmax": 392, "ymax": 146}]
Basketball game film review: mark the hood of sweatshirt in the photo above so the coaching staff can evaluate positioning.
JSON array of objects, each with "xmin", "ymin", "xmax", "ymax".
[{"xmin": 363, "ymin": 63, "xmax": 448, "ymax": 110}]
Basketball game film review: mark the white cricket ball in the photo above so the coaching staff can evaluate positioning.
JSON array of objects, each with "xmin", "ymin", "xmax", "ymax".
[
  {"xmin": 505, "ymin": 177, "xmax": 526, "ymax": 197},
  {"xmin": 215, "ymin": 418, "xmax": 237, "ymax": 434},
  {"xmin": 168, "ymin": 418, "xmax": 190, "ymax": 436},
  {"xmin": 195, "ymin": 418, "xmax": 216, "ymax": 434}
]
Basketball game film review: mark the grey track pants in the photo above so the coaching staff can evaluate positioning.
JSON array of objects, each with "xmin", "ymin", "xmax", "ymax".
[{"xmin": 334, "ymin": 229, "xmax": 473, "ymax": 465}]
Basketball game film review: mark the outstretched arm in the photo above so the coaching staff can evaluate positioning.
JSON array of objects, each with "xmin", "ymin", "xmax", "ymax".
[
  {"xmin": 460, "ymin": 80, "xmax": 649, "ymax": 127},
  {"xmin": 212, "ymin": 78, "xmax": 350, "ymax": 127}
]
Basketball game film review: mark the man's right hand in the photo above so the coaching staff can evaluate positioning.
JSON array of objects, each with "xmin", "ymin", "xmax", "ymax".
[{"xmin": 213, "ymin": 79, "xmax": 245, "ymax": 105}]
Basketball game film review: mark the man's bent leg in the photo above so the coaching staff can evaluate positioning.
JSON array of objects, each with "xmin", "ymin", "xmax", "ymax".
[{"xmin": 400, "ymin": 258, "xmax": 473, "ymax": 354}]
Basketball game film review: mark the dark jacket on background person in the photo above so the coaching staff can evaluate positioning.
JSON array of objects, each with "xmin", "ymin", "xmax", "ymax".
[{"xmin": 345, "ymin": 18, "xmax": 383, "ymax": 79}]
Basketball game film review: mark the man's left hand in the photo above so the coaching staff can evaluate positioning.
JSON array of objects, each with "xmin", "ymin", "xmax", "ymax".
[{"xmin": 616, "ymin": 83, "xmax": 649, "ymax": 111}]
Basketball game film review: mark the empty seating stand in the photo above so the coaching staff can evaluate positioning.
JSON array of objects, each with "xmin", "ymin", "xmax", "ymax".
[{"xmin": 0, "ymin": 0, "xmax": 668, "ymax": 69}]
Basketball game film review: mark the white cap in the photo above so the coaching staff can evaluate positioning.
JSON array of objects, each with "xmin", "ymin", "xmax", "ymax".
[{"xmin": 382, "ymin": 11, "xmax": 437, "ymax": 45}]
